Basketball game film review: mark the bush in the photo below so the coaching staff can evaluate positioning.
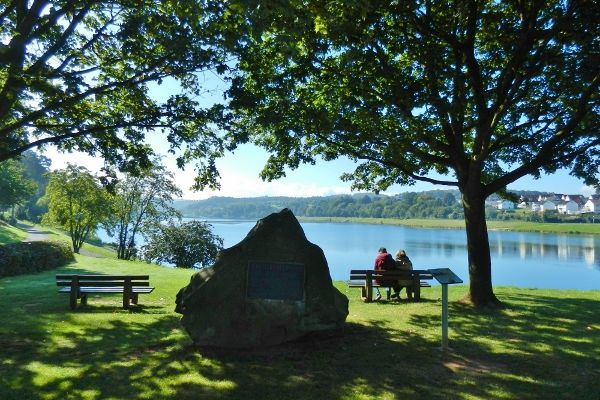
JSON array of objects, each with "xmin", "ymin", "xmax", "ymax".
[
  {"xmin": 0, "ymin": 241, "xmax": 74, "ymax": 277},
  {"xmin": 141, "ymin": 221, "xmax": 223, "ymax": 269}
]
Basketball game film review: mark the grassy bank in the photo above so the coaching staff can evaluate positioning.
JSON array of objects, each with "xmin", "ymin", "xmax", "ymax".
[
  {"xmin": 0, "ymin": 254, "xmax": 599, "ymax": 399},
  {"xmin": 300, "ymin": 216, "xmax": 600, "ymax": 234},
  {"xmin": 0, "ymin": 221, "xmax": 28, "ymax": 243}
]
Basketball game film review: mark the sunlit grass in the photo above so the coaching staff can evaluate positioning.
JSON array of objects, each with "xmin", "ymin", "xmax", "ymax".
[
  {"xmin": 1, "ymin": 224, "xmax": 600, "ymax": 399},
  {"xmin": 0, "ymin": 221, "xmax": 28, "ymax": 244}
]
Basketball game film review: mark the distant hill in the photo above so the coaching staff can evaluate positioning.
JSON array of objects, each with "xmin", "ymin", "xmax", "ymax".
[{"xmin": 173, "ymin": 190, "xmax": 464, "ymax": 220}]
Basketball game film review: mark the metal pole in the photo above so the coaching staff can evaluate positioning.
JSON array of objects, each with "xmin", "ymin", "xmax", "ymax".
[{"xmin": 441, "ymin": 283, "xmax": 449, "ymax": 351}]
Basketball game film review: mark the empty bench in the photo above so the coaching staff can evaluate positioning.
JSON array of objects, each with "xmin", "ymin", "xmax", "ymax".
[
  {"xmin": 348, "ymin": 269, "xmax": 433, "ymax": 302},
  {"xmin": 56, "ymin": 274, "xmax": 154, "ymax": 310}
]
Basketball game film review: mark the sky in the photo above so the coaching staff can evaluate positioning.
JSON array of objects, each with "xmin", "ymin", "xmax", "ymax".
[
  {"xmin": 42, "ymin": 141, "xmax": 596, "ymax": 200},
  {"xmin": 39, "ymin": 72, "xmax": 597, "ymax": 200}
]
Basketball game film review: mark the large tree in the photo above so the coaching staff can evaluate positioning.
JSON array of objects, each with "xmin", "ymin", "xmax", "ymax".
[
  {"xmin": 0, "ymin": 1, "xmax": 230, "ymax": 188},
  {"xmin": 224, "ymin": 0, "xmax": 600, "ymax": 306},
  {"xmin": 105, "ymin": 163, "xmax": 182, "ymax": 260},
  {"xmin": 43, "ymin": 164, "xmax": 111, "ymax": 253}
]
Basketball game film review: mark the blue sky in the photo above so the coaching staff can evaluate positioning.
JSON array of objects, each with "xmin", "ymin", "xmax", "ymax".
[
  {"xmin": 41, "ymin": 73, "xmax": 596, "ymax": 200},
  {"xmin": 43, "ymin": 140, "xmax": 595, "ymax": 200}
]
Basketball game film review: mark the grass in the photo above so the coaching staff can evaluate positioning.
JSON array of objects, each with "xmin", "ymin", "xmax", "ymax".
[
  {"xmin": 299, "ymin": 216, "xmax": 600, "ymax": 234},
  {"xmin": 0, "ymin": 221, "xmax": 28, "ymax": 243},
  {"xmin": 1, "ymin": 224, "xmax": 600, "ymax": 399}
]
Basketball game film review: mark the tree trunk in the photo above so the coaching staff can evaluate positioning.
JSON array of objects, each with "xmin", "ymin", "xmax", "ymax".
[{"xmin": 461, "ymin": 185, "xmax": 502, "ymax": 307}]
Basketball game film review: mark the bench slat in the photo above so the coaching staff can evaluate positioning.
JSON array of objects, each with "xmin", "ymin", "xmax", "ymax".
[
  {"xmin": 57, "ymin": 281, "xmax": 151, "ymax": 287},
  {"xmin": 56, "ymin": 274, "xmax": 154, "ymax": 310},
  {"xmin": 58, "ymin": 287, "xmax": 154, "ymax": 294},
  {"xmin": 56, "ymin": 274, "xmax": 149, "ymax": 280}
]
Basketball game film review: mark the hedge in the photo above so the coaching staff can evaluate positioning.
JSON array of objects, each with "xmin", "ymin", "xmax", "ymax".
[{"xmin": 0, "ymin": 241, "xmax": 75, "ymax": 277}]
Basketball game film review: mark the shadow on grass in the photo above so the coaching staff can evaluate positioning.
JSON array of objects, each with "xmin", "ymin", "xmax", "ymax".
[
  {"xmin": 1, "ymin": 290, "xmax": 599, "ymax": 399},
  {"xmin": 407, "ymin": 293, "xmax": 600, "ymax": 399}
]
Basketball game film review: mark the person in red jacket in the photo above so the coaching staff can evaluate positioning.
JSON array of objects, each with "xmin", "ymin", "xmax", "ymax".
[{"xmin": 373, "ymin": 247, "xmax": 399, "ymax": 300}]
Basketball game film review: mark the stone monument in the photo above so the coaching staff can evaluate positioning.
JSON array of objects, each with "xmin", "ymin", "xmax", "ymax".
[{"xmin": 175, "ymin": 208, "xmax": 349, "ymax": 348}]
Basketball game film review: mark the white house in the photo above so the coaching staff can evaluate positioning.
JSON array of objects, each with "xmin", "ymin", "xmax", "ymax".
[
  {"xmin": 583, "ymin": 199, "xmax": 600, "ymax": 213},
  {"xmin": 556, "ymin": 200, "xmax": 579, "ymax": 214},
  {"xmin": 539, "ymin": 201, "xmax": 557, "ymax": 212},
  {"xmin": 497, "ymin": 200, "xmax": 515, "ymax": 209}
]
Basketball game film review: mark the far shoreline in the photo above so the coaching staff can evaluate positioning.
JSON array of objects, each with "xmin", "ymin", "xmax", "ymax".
[{"xmin": 296, "ymin": 216, "xmax": 600, "ymax": 235}]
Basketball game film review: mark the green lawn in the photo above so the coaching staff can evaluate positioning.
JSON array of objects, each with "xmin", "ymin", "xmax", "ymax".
[
  {"xmin": 0, "ymin": 254, "xmax": 599, "ymax": 399},
  {"xmin": 1, "ymin": 224, "xmax": 600, "ymax": 399},
  {"xmin": 0, "ymin": 221, "xmax": 28, "ymax": 243}
]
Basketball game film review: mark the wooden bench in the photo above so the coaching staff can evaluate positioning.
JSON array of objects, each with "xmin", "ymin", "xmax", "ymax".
[
  {"xmin": 348, "ymin": 269, "xmax": 433, "ymax": 302},
  {"xmin": 56, "ymin": 274, "xmax": 154, "ymax": 310}
]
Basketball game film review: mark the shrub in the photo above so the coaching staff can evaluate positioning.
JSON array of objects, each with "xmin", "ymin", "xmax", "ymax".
[
  {"xmin": 141, "ymin": 221, "xmax": 223, "ymax": 269},
  {"xmin": 0, "ymin": 241, "xmax": 74, "ymax": 277}
]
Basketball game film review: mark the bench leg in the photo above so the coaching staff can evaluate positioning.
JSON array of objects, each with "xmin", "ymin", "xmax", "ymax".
[
  {"xmin": 414, "ymin": 285, "xmax": 421, "ymax": 301},
  {"xmin": 81, "ymin": 294, "xmax": 87, "ymax": 305},
  {"xmin": 131, "ymin": 293, "xmax": 139, "ymax": 305},
  {"xmin": 69, "ymin": 292, "xmax": 77, "ymax": 310}
]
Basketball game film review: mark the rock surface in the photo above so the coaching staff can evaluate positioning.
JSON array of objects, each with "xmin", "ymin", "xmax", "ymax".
[{"xmin": 175, "ymin": 208, "xmax": 348, "ymax": 348}]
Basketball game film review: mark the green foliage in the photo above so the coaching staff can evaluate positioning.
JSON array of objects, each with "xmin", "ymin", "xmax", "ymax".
[
  {"xmin": 105, "ymin": 163, "xmax": 182, "ymax": 260},
  {"xmin": 0, "ymin": 158, "xmax": 37, "ymax": 211},
  {"xmin": 142, "ymin": 221, "xmax": 223, "ymax": 268},
  {"xmin": 176, "ymin": 191, "xmax": 464, "ymax": 220},
  {"xmin": 42, "ymin": 165, "xmax": 112, "ymax": 253},
  {"xmin": 0, "ymin": 1, "xmax": 231, "ymax": 188},
  {"xmin": 223, "ymin": 0, "xmax": 600, "ymax": 306},
  {"xmin": 18, "ymin": 151, "xmax": 51, "ymax": 222},
  {"xmin": 0, "ymin": 240, "xmax": 74, "ymax": 277}
]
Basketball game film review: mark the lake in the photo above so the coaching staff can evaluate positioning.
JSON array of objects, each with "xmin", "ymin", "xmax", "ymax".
[{"xmin": 99, "ymin": 220, "xmax": 600, "ymax": 290}]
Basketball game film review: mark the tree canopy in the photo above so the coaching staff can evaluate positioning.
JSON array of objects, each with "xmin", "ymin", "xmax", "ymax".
[
  {"xmin": 105, "ymin": 163, "xmax": 182, "ymax": 260},
  {"xmin": 223, "ymin": 0, "xmax": 600, "ymax": 306},
  {"xmin": 43, "ymin": 164, "xmax": 111, "ymax": 253},
  {"xmin": 141, "ymin": 220, "xmax": 223, "ymax": 269},
  {"xmin": 0, "ymin": 0, "xmax": 232, "ymax": 188}
]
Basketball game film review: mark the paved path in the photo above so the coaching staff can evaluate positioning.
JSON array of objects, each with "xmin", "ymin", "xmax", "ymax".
[
  {"xmin": 21, "ymin": 224, "xmax": 104, "ymax": 258},
  {"xmin": 23, "ymin": 226, "xmax": 50, "ymax": 241}
]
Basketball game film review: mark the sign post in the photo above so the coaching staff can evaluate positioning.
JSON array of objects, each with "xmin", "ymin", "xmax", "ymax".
[{"xmin": 428, "ymin": 268, "xmax": 463, "ymax": 351}]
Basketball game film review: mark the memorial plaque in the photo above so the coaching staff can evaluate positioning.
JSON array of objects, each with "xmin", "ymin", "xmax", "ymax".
[
  {"xmin": 246, "ymin": 261, "xmax": 305, "ymax": 301},
  {"xmin": 428, "ymin": 268, "xmax": 463, "ymax": 285}
]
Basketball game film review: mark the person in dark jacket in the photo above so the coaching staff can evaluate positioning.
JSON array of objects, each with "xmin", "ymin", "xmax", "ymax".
[{"xmin": 373, "ymin": 247, "xmax": 400, "ymax": 300}]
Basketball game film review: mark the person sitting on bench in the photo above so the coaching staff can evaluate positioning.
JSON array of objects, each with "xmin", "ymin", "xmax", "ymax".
[
  {"xmin": 373, "ymin": 247, "xmax": 400, "ymax": 300},
  {"xmin": 394, "ymin": 249, "xmax": 414, "ymax": 300}
]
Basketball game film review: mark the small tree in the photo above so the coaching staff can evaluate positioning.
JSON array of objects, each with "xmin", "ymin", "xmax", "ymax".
[
  {"xmin": 141, "ymin": 221, "xmax": 223, "ymax": 269},
  {"xmin": 105, "ymin": 163, "xmax": 182, "ymax": 260},
  {"xmin": 43, "ymin": 165, "xmax": 111, "ymax": 253}
]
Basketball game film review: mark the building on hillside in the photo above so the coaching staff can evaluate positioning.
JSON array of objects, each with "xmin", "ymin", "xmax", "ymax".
[
  {"xmin": 583, "ymin": 198, "xmax": 600, "ymax": 213},
  {"xmin": 517, "ymin": 201, "xmax": 528, "ymax": 209},
  {"xmin": 556, "ymin": 200, "xmax": 579, "ymax": 214},
  {"xmin": 562, "ymin": 194, "xmax": 586, "ymax": 207},
  {"xmin": 540, "ymin": 194, "xmax": 564, "ymax": 202},
  {"xmin": 496, "ymin": 200, "xmax": 515, "ymax": 209},
  {"xmin": 531, "ymin": 200, "xmax": 556, "ymax": 211}
]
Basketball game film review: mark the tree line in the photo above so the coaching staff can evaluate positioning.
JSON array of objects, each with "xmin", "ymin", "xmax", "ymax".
[
  {"xmin": 176, "ymin": 191, "xmax": 465, "ymax": 220},
  {"xmin": 0, "ymin": 156, "xmax": 222, "ymax": 269}
]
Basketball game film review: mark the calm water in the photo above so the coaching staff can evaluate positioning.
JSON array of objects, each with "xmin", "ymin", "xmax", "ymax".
[
  {"xmin": 205, "ymin": 220, "xmax": 600, "ymax": 290},
  {"xmin": 98, "ymin": 220, "xmax": 600, "ymax": 290}
]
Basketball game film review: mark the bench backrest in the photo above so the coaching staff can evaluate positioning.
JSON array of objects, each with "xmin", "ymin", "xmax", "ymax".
[
  {"xmin": 349, "ymin": 269, "xmax": 434, "ymax": 280},
  {"xmin": 56, "ymin": 274, "xmax": 151, "ymax": 287}
]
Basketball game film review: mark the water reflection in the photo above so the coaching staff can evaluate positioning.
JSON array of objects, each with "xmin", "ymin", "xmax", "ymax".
[{"xmin": 98, "ymin": 220, "xmax": 600, "ymax": 289}]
